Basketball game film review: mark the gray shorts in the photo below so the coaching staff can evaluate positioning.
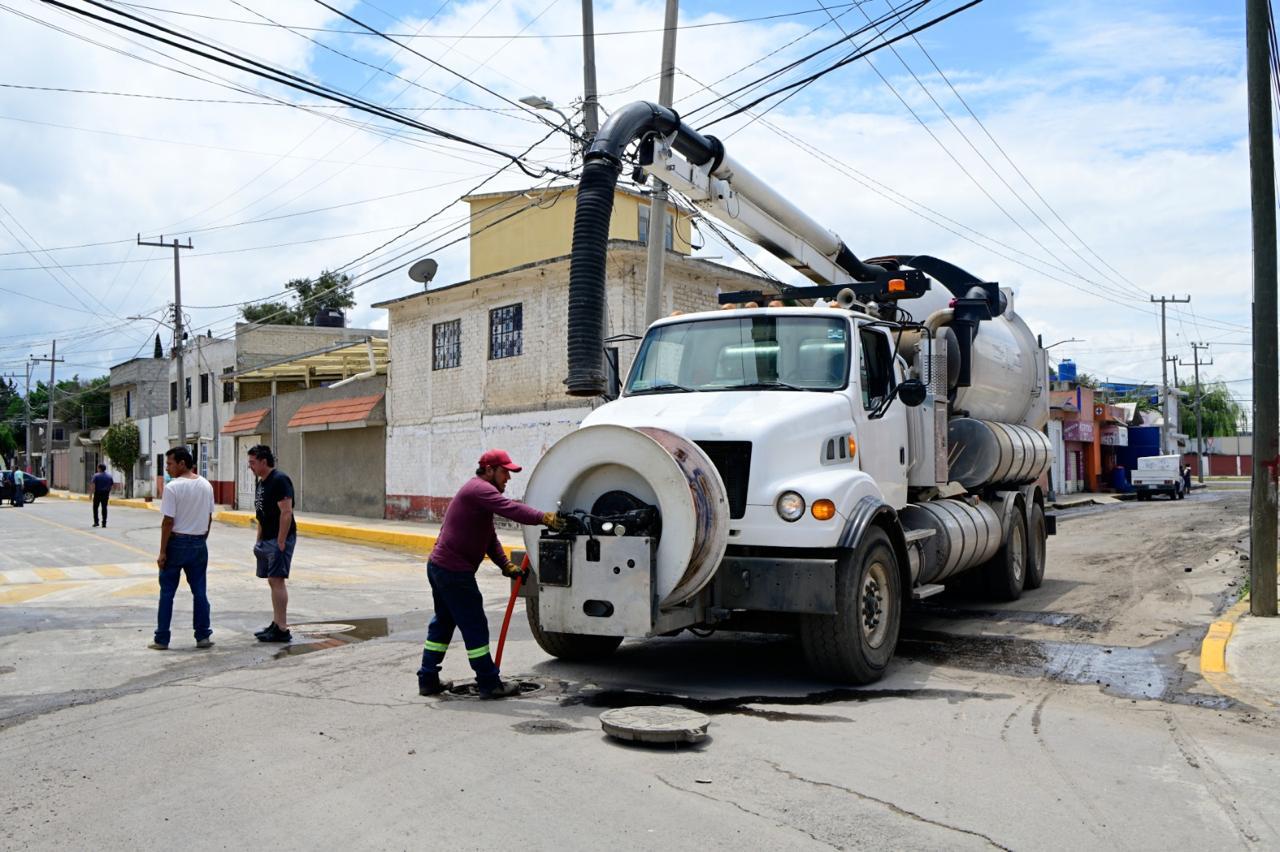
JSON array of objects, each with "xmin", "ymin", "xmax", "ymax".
[{"xmin": 254, "ymin": 536, "xmax": 296, "ymax": 579}]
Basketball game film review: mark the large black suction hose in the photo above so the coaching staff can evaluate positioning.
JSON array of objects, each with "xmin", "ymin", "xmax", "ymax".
[{"xmin": 565, "ymin": 102, "xmax": 718, "ymax": 397}]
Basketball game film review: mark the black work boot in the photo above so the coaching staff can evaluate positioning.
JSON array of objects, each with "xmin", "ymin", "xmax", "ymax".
[
  {"xmin": 478, "ymin": 680, "xmax": 521, "ymax": 700},
  {"xmin": 418, "ymin": 676, "xmax": 453, "ymax": 697}
]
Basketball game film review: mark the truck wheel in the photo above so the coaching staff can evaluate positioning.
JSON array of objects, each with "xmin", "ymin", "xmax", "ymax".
[
  {"xmin": 1023, "ymin": 504, "xmax": 1047, "ymax": 591},
  {"xmin": 800, "ymin": 526, "xmax": 901, "ymax": 684},
  {"xmin": 984, "ymin": 509, "xmax": 1027, "ymax": 601},
  {"xmin": 1172, "ymin": 484, "xmax": 1182, "ymax": 501},
  {"xmin": 525, "ymin": 600, "xmax": 622, "ymax": 661}
]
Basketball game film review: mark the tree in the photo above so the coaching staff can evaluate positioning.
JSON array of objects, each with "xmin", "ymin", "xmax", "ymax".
[
  {"xmin": 1074, "ymin": 372, "xmax": 1100, "ymax": 389},
  {"xmin": 240, "ymin": 300, "xmax": 300, "ymax": 325},
  {"xmin": 1178, "ymin": 381, "xmax": 1243, "ymax": 437},
  {"xmin": 240, "ymin": 270, "xmax": 355, "ymax": 325},
  {"xmin": 102, "ymin": 420, "xmax": 141, "ymax": 498},
  {"xmin": 0, "ymin": 423, "xmax": 15, "ymax": 464}
]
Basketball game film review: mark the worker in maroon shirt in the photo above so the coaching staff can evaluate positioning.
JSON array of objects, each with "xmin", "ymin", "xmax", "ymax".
[{"xmin": 418, "ymin": 449, "xmax": 564, "ymax": 699}]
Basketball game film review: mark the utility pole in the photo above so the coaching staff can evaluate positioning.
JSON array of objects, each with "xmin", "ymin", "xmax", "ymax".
[
  {"xmin": 30, "ymin": 343, "xmax": 64, "ymax": 480},
  {"xmin": 139, "ymin": 235, "xmax": 194, "ymax": 450},
  {"xmin": 1246, "ymin": 0, "xmax": 1277, "ymax": 617},
  {"xmin": 1180, "ymin": 343, "xmax": 1212, "ymax": 485},
  {"xmin": 1165, "ymin": 354, "xmax": 1179, "ymax": 389},
  {"xmin": 580, "ymin": 0, "xmax": 599, "ymax": 138},
  {"xmin": 1151, "ymin": 295, "xmax": 1190, "ymax": 454},
  {"xmin": 643, "ymin": 0, "xmax": 679, "ymax": 328},
  {"xmin": 23, "ymin": 358, "xmax": 32, "ymax": 472}
]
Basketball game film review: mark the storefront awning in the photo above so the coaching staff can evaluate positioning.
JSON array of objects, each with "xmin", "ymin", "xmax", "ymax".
[
  {"xmin": 287, "ymin": 394, "xmax": 385, "ymax": 433},
  {"xmin": 221, "ymin": 408, "xmax": 268, "ymax": 436}
]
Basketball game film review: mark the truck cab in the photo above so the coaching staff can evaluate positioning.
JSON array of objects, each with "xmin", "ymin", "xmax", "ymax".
[{"xmin": 582, "ymin": 306, "xmax": 908, "ymax": 551}]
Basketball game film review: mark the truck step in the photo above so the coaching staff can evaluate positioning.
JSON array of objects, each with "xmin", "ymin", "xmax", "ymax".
[
  {"xmin": 904, "ymin": 528, "xmax": 936, "ymax": 544},
  {"xmin": 912, "ymin": 583, "xmax": 946, "ymax": 600}
]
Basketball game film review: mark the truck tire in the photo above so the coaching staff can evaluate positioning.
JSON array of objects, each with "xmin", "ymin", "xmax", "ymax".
[
  {"xmin": 800, "ymin": 526, "xmax": 901, "ymax": 684},
  {"xmin": 1023, "ymin": 503, "xmax": 1047, "ymax": 590},
  {"xmin": 525, "ymin": 600, "xmax": 623, "ymax": 661},
  {"xmin": 984, "ymin": 509, "xmax": 1027, "ymax": 601}
]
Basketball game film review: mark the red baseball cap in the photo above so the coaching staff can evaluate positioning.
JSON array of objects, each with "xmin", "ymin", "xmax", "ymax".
[{"xmin": 478, "ymin": 449, "xmax": 522, "ymax": 472}]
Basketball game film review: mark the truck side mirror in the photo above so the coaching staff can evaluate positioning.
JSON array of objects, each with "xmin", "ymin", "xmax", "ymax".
[{"xmin": 897, "ymin": 379, "xmax": 927, "ymax": 407}]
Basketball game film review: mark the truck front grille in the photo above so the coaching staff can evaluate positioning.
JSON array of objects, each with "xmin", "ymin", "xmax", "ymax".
[{"xmin": 695, "ymin": 441, "xmax": 751, "ymax": 519}]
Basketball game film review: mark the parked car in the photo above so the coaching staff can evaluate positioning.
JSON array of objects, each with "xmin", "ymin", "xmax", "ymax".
[{"xmin": 0, "ymin": 471, "xmax": 49, "ymax": 502}]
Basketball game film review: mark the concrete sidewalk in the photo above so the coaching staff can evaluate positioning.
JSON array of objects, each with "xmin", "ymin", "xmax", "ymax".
[
  {"xmin": 1200, "ymin": 592, "xmax": 1280, "ymax": 712},
  {"xmin": 46, "ymin": 490, "xmax": 525, "ymax": 554}
]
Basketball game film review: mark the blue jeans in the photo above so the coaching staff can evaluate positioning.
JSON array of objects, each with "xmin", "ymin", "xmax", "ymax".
[
  {"xmin": 417, "ymin": 562, "xmax": 500, "ymax": 689},
  {"xmin": 155, "ymin": 535, "xmax": 211, "ymax": 645}
]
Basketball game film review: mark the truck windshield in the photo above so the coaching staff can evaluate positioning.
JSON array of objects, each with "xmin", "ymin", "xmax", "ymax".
[{"xmin": 626, "ymin": 315, "xmax": 849, "ymax": 394}]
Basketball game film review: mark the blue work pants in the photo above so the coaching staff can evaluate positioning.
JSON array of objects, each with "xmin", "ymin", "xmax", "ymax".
[
  {"xmin": 155, "ymin": 534, "xmax": 211, "ymax": 645},
  {"xmin": 417, "ymin": 562, "xmax": 500, "ymax": 688}
]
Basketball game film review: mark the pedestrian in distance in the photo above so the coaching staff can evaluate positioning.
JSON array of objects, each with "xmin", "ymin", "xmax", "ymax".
[
  {"xmin": 92, "ymin": 463, "xmax": 113, "ymax": 527},
  {"xmin": 11, "ymin": 467, "xmax": 24, "ymax": 508},
  {"xmin": 149, "ymin": 446, "xmax": 215, "ymax": 651},
  {"xmin": 247, "ymin": 445, "xmax": 296, "ymax": 643},
  {"xmin": 417, "ymin": 449, "xmax": 566, "ymax": 699}
]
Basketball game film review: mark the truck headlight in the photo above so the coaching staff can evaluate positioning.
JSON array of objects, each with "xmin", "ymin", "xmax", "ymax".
[{"xmin": 776, "ymin": 491, "xmax": 805, "ymax": 522}]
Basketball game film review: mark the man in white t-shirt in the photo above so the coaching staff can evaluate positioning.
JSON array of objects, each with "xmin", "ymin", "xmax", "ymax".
[{"xmin": 150, "ymin": 446, "xmax": 216, "ymax": 651}]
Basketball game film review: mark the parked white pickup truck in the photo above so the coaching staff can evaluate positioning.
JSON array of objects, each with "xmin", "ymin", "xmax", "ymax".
[{"xmin": 1132, "ymin": 454, "xmax": 1185, "ymax": 500}]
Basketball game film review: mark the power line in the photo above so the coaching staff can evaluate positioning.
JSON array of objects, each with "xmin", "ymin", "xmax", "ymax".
[
  {"xmin": 40, "ymin": 0, "xmax": 571, "ymax": 179},
  {"xmin": 106, "ymin": 0, "xmax": 874, "ymax": 40},
  {"xmin": 694, "ymin": 1, "xmax": 979, "ymax": 128}
]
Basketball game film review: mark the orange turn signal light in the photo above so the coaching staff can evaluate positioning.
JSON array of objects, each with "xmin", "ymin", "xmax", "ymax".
[
  {"xmin": 888, "ymin": 278, "xmax": 906, "ymax": 292},
  {"xmin": 847, "ymin": 436, "xmax": 858, "ymax": 459},
  {"xmin": 812, "ymin": 499, "xmax": 836, "ymax": 521}
]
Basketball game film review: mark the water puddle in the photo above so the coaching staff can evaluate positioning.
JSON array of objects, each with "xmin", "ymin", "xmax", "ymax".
[
  {"xmin": 912, "ymin": 604, "xmax": 1103, "ymax": 632},
  {"xmin": 563, "ymin": 686, "xmax": 1009, "ymax": 721},
  {"xmin": 511, "ymin": 719, "xmax": 580, "ymax": 735},
  {"xmin": 272, "ymin": 617, "xmax": 389, "ymax": 658},
  {"xmin": 897, "ymin": 629, "xmax": 1233, "ymax": 709}
]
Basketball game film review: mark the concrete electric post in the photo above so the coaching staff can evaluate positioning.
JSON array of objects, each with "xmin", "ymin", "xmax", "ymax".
[
  {"xmin": 1245, "ymin": 0, "xmax": 1278, "ymax": 617},
  {"xmin": 138, "ymin": 235, "xmax": 194, "ymax": 451}
]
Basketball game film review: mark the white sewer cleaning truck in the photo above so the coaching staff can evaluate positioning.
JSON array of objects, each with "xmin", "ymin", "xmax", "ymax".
[{"xmin": 519, "ymin": 102, "xmax": 1054, "ymax": 684}]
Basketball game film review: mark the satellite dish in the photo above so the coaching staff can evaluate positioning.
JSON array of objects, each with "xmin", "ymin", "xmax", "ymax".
[{"xmin": 408, "ymin": 257, "xmax": 438, "ymax": 284}]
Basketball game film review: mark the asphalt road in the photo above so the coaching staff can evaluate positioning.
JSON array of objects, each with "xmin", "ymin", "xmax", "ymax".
[{"xmin": 1, "ymin": 491, "xmax": 1276, "ymax": 850}]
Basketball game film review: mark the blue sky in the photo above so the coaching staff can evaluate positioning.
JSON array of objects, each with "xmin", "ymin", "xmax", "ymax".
[{"xmin": 0, "ymin": 0, "xmax": 1264, "ymax": 405}]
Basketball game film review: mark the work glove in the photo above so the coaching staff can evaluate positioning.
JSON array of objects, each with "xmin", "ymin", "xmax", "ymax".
[
  {"xmin": 501, "ymin": 561, "xmax": 529, "ymax": 579},
  {"xmin": 542, "ymin": 511, "xmax": 567, "ymax": 532}
]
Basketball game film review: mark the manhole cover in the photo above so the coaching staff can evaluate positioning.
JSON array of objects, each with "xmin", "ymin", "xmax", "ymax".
[
  {"xmin": 599, "ymin": 706, "xmax": 710, "ymax": 744},
  {"xmin": 291, "ymin": 623, "xmax": 358, "ymax": 635},
  {"xmin": 446, "ymin": 680, "xmax": 544, "ymax": 699}
]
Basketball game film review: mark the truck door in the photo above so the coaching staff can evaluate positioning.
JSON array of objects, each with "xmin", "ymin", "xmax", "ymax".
[{"xmin": 852, "ymin": 323, "xmax": 908, "ymax": 508}]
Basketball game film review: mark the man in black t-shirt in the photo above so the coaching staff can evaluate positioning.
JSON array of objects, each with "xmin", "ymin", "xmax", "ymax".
[{"xmin": 247, "ymin": 445, "xmax": 297, "ymax": 643}]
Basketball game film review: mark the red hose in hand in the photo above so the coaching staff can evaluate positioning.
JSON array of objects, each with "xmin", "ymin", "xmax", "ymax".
[{"xmin": 495, "ymin": 553, "xmax": 530, "ymax": 669}]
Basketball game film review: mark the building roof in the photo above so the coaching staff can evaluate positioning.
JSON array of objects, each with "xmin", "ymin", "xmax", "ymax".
[
  {"xmin": 371, "ymin": 240, "xmax": 775, "ymax": 311},
  {"xmin": 225, "ymin": 336, "xmax": 388, "ymax": 383},
  {"xmin": 221, "ymin": 409, "xmax": 268, "ymax": 436},
  {"xmin": 287, "ymin": 394, "xmax": 385, "ymax": 433}
]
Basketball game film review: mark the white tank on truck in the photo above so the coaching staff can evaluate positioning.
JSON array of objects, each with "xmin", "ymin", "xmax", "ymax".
[{"xmin": 517, "ymin": 102, "xmax": 1055, "ymax": 684}]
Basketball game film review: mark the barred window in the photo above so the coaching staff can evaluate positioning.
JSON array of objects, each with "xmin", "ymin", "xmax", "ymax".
[
  {"xmin": 222, "ymin": 367, "xmax": 234, "ymax": 403},
  {"xmin": 489, "ymin": 304, "xmax": 523, "ymax": 360},
  {"xmin": 432, "ymin": 319, "xmax": 461, "ymax": 370}
]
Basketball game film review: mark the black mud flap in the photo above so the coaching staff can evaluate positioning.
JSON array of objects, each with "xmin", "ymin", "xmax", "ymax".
[{"xmin": 1045, "ymin": 512, "xmax": 1058, "ymax": 536}]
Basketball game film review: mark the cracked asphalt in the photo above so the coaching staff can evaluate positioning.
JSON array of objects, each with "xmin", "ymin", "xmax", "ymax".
[{"xmin": 1, "ymin": 491, "xmax": 1277, "ymax": 850}]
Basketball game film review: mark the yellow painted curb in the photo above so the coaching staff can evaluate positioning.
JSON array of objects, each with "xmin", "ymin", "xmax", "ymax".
[
  {"xmin": 1198, "ymin": 595, "xmax": 1277, "ymax": 710},
  {"xmin": 1200, "ymin": 596, "xmax": 1252, "ymax": 673},
  {"xmin": 1200, "ymin": 622, "xmax": 1235, "ymax": 673},
  {"xmin": 210, "ymin": 511, "xmax": 442, "ymax": 555}
]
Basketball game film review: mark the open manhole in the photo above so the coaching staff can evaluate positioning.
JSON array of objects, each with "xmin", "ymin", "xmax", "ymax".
[{"xmin": 446, "ymin": 680, "xmax": 545, "ymax": 699}]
